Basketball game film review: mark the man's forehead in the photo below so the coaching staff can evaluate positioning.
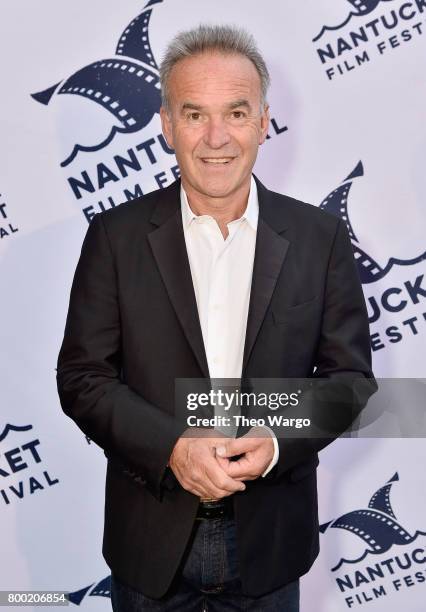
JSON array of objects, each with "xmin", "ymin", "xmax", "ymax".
[
  {"xmin": 168, "ymin": 53, "xmax": 261, "ymax": 107},
  {"xmin": 180, "ymin": 98, "xmax": 252, "ymax": 111}
]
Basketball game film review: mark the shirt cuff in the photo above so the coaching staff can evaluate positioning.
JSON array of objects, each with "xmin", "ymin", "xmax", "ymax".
[{"xmin": 260, "ymin": 426, "xmax": 279, "ymax": 477}]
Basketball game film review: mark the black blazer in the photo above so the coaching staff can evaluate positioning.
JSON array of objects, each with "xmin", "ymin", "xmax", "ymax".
[{"xmin": 57, "ymin": 176, "xmax": 375, "ymax": 598}]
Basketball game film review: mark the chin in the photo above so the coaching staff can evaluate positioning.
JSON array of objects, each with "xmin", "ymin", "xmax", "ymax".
[{"xmin": 198, "ymin": 178, "xmax": 243, "ymax": 198}]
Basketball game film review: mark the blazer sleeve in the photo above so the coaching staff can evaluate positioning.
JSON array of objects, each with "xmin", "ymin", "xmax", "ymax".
[
  {"xmin": 268, "ymin": 218, "xmax": 377, "ymax": 479},
  {"xmin": 56, "ymin": 213, "xmax": 184, "ymax": 501}
]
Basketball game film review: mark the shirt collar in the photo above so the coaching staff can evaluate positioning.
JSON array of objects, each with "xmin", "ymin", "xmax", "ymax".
[{"xmin": 180, "ymin": 175, "xmax": 259, "ymax": 231}]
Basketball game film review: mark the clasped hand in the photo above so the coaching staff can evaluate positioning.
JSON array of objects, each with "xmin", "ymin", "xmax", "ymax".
[{"xmin": 169, "ymin": 427, "xmax": 274, "ymax": 500}]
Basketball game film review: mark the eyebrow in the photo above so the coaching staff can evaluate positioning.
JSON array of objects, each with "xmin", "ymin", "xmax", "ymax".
[
  {"xmin": 181, "ymin": 99, "xmax": 252, "ymax": 112},
  {"xmin": 181, "ymin": 102, "xmax": 203, "ymax": 111},
  {"xmin": 228, "ymin": 99, "xmax": 251, "ymax": 111}
]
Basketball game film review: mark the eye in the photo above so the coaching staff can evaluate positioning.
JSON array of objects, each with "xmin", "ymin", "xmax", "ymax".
[
  {"xmin": 231, "ymin": 110, "xmax": 246, "ymax": 119},
  {"xmin": 187, "ymin": 111, "xmax": 201, "ymax": 121}
]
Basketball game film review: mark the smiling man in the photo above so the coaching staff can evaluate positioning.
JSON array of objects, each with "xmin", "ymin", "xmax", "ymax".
[{"xmin": 57, "ymin": 24, "xmax": 375, "ymax": 612}]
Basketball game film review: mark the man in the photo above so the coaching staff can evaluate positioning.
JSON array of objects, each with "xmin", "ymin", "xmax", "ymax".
[{"xmin": 57, "ymin": 24, "xmax": 375, "ymax": 611}]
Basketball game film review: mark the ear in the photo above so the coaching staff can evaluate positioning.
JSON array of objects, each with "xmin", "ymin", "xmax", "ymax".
[
  {"xmin": 160, "ymin": 106, "xmax": 174, "ymax": 149},
  {"xmin": 259, "ymin": 104, "xmax": 270, "ymax": 145}
]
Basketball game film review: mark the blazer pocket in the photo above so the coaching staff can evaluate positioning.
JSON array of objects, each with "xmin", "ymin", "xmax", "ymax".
[
  {"xmin": 289, "ymin": 456, "xmax": 319, "ymax": 482},
  {"xmin": 272, "ymin": 296, "xmax": 318, "ymax": 325}
]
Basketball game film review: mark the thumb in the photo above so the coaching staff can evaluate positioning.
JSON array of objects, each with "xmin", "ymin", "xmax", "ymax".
[{"xmin": 216, "ymin": 437, "xmax": 247, "ymax": 458}]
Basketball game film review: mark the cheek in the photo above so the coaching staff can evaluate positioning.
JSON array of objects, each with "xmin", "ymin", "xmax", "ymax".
[
  {"xmin": 236, "ymin": 124, "xmax": 263, "ymax": 149},
  {"xmin": 174, "ymin": 130, "xmax": 201, "ymax": 157},
  {"xmin": 239, "ymin": 134, "xmax": 262, "ymax": 157}
]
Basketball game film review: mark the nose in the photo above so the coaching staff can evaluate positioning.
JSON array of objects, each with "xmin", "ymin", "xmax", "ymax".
[{"xmin": 203, "ymin": 116, "xmax": 231, "ymax": 149}]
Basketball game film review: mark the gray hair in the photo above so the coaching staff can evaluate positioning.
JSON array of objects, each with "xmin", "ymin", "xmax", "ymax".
[{"xmin": 160, "ymin": 24, "xmax": 270, "ymax": 112}]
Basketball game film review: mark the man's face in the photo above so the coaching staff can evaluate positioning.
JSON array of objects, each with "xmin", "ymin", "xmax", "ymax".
[{"xmin": 160, "ymin": 52, "xmax": 269, "ymax": 201}]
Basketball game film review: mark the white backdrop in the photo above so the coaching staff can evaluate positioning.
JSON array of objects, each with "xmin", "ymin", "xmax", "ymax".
[{"xmin": 0, "ymin": 1, "xmax": 425, "ymax": 610}]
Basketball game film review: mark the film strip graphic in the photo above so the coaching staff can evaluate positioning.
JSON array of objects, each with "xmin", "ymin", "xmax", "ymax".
[
  {"xmin": 56, "ymin": 59, "xmax": 161, "ymax": 131},
  {"xmin": 330, "ymin": 508, "xmax": 412, "ymax": 552},
  {"xmin": 31, "ymin": 0, "xmax": 164, "ymax": 167},
  {"xmin": 347, "ymin": 0, "xmax": 394, "ymax": 15},
  {"xmin": 115, "ymin": 0, "xmax": 162, "ymax": 69},
  {"xmin": 368, "ymin": 478, "xmax": 397, "ymax": 518},
  {"xmin": 320, "ymin": 161, "xmax": 426, "ymax": 284},
  {"xmin": 66, "ymin": 576, "xmax": 111, "ymax": 606}
]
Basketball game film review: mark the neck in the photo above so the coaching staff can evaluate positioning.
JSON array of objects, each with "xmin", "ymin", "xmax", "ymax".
[{"xmin": 183, "ymin": 177, "xmax": 251, "ymax": 238}]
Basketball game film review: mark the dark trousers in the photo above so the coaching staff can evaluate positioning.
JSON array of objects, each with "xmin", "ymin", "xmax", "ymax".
[{"xmin": 110, "ymin": 517, "xmax": 300, "ymax": 611}]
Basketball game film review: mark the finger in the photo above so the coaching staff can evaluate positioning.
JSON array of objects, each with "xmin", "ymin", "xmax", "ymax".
[
  {"xmin": 205, "ymin": 448, "xmax": 246, "ymax": 492},
  {"xmin": 175, "ymin": 471, "xmax": 219, "ymax": 499},
  {"xmin": 192, "ymin": 453, "xmax": 245, "ymax": 493},
  {"xmin": 205, "ymin": 459, "xmax": 246, "ymax": 493},
  {"xmin": 216, "ymin": 437, "xmax": 256, "ymax": 458},
  {"xmin": 214, "ymin": 454, "xmax": 250, "ymax": 482},
  {"xmin": 225, "ymin": 456, "xmax": 253, "ymax": 479},
  {"xmin": 190, "ymin": 488, "xmax": 205, "ymax": 498},
  {"xmin": 176, "ymin": 440, "xmax": 246, "ymax": 494},
  {"xmin": 176, "ymin": 457, "xmax": 242, "ymax": 498},
  {"xmin": 226, "ymin": 451, "xmax": 269, "ymax": 480},
  {"xmin": 215, "ymin": 454, "xmax": 231, "ymax": 471},
  {"xmin": 191, "ymin": 474, "xmax": 236, "ymax": 500}
]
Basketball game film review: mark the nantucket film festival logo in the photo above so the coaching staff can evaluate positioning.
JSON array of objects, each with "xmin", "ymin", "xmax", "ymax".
[
  {"xmin": 312, "ymin": 0, "xmax": 426, "ymax": 80},
  {"xmin": 320, "ymin": 473, "xmax": 426, "ymax": 608},
  {"xmin": 65, "ymin": 576, "xmax": 112, "ymax": 607},
  {"xmin": 31, "ymin": 0, "xmax": 176, "ymax": 224},
  {"xmin": 0, "ymin": 191, "xmax": 19, "ymax": 241},
  {"xmin": 31, "ymin": 0, "xmax": 288, "ymax": 224},
  {"xmin": 0, "ymin": 423, "xmax": 59, "ymax": 506},
  {"xmin": 319, "ymin": 162, "xmax": 426, "ymax": 352}
]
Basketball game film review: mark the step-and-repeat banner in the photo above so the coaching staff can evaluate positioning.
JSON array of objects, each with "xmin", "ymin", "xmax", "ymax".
[{"xmin": 1, "ymin": 1, "xmax": 425, "ymax": 610}]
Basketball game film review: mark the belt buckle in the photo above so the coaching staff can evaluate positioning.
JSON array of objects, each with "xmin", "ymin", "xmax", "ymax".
[{"xmin": 196, "ymin": 498, "xmax": 232, "ymax": 520}]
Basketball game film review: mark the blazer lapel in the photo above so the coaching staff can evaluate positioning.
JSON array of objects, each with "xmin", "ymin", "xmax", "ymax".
[
  {"xmin": 147, "ymin": 181, "xmax": 210, "ymax": 379},
  {"xmin": 242, "ymin": 177, "xmax": 290, "ymax": 374}
]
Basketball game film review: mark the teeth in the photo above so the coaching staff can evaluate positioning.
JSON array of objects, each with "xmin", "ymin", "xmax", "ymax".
[{"xmin": 202, "ymin": 158, "xmax": 232, "ymax": 163}]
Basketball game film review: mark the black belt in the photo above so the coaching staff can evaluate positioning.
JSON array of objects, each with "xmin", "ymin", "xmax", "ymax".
[{"xmin": 196, "ymin": 497, "xmax": 234, "ymax": 520}]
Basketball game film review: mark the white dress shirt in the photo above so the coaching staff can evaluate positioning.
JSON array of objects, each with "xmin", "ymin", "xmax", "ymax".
[{"xmin": 181, "ymin": 176, "xmax": 279, "ymax": 477}]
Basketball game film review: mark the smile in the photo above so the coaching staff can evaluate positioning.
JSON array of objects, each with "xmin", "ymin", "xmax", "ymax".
[{"xmin": 201, "ymin": 157, "xmax": 234, "ymax": 164}]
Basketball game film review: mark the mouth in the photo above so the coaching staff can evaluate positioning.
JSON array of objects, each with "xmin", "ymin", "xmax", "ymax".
[{"xmin": 200, "ymin": 157, "xmax": 235, "ymax": 165}]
